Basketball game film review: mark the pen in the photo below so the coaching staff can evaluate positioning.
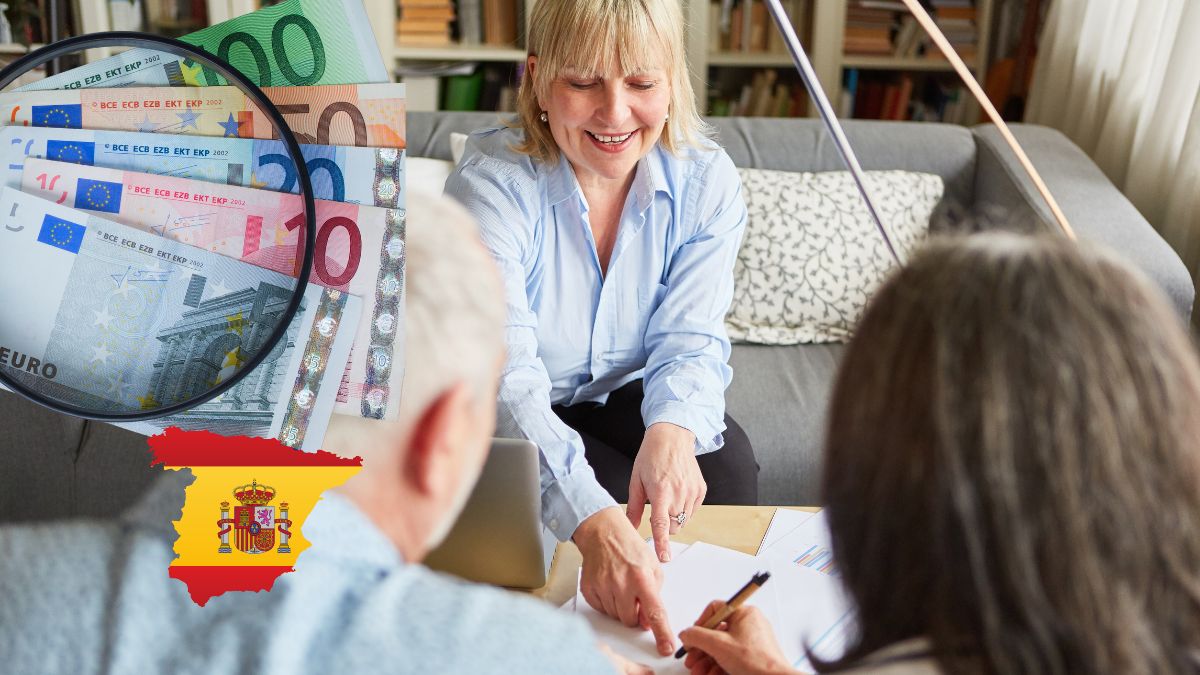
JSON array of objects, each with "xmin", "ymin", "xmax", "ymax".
[{"xmin": 675, "ymin": 570, "xmax": 771, "ymax": 659}]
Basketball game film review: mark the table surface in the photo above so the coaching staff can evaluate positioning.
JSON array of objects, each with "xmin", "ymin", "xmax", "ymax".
[{"xmin": 531, "ymin": 505, "xmax": 819, "ymax": 606}]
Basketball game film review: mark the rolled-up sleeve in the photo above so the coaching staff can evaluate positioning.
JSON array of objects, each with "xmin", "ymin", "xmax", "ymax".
[
  {"xmin": 445, "ymin": 150, "xmax": 616, "ymax": 541},
  {"xmin": 641, "ymin": 151, "xmax": 746, "ymax": 454}
]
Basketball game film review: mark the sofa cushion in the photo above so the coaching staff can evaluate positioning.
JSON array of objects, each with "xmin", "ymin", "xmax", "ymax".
[{"xmin": 728, "ymin": 168, "xmax": 941, "ymax": 344}]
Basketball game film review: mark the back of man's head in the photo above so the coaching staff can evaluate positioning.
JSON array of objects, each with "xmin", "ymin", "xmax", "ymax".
[
  {"xmin": 324, "ymin": 193, "xmax": 505, "ymax": 556},
  {"xmin": 398, "ymin": 194, "xmax": 505, "ymax": 425}
]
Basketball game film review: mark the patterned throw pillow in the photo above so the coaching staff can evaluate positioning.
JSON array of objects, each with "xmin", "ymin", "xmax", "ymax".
[{"xmin": 726, "ymin": 168, "xmax": 943, "ymax": 344}]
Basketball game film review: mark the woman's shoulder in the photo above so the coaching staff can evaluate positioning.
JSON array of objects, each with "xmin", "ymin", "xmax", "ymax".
[
  {"xmin": 445, "ymin": 125, "xmax": 543, "ymax": 213},
  {"xmin": 457, "ymin": 125, "xmax": 539, "ymax": 182},
  {"xmin": 652, "ymin": 136, "xmax": 738, "ymax": 187}
]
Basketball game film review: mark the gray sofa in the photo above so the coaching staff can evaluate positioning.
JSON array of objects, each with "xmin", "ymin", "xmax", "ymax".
[{"xmin": 0, "ymin": 113, "xmax": 1191, "ymax": 522}]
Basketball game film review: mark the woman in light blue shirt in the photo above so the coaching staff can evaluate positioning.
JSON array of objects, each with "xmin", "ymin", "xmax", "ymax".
[{"xmin": 446, "ymin": 0, "xmax": 757, "ymax": 657}]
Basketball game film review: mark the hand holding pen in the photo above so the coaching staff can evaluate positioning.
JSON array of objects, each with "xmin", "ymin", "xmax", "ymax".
[{"xmin": 676, "ymin": 572, "xmax": 798, "ymax": 675}]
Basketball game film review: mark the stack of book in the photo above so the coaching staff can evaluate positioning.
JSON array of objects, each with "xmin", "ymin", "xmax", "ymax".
[
  {"xmin": 890, "ymin": 15, "xmax": 924, "ymax": 58},
  {"xmin": 929, "ymin": 1, "xmax": 978, "ymax": 62},
  {"xmin": 843, "ymin": 0, "xmax": 902, "ymax": 56},
  {"xmin": 397, "ymin": 0, "xmax": 456, "ymax": 46},
  {"xmin": 841, "ymin": 70, "xmax": 974, "ymax": 123},
  {"xmin": 708, "ymin": 69, "xmax": 807, "ymax": 117},
  {"xmin": 842, "ymin": 70, "xmax": 914, "ymax": 119}
]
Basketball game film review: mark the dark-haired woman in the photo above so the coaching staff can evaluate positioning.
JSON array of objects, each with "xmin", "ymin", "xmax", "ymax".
[{"xmin": 679, "ymin": 232, "xmax": 1200, "ymax": 675}]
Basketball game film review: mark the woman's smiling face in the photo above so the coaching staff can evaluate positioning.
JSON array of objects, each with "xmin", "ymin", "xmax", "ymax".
[{"xmin": 534, "ymin": 56, "xmax": 671, "ymax": 186}]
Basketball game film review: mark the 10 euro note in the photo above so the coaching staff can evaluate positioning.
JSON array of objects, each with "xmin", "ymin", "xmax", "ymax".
[
  {"xmin": 0, "ymin": 127, "xmax": 405, "ymax": 209},
  {"xmin": 23, "ymin": 157, "xmax": 406, "ymax": 421},
  {"xmin": 17, "ymin": 0, "xmax": 387, "ymax": 91},
  {"xmin": 0, "ymin": 186, "xmax": 360, "ymax": 450},
  {"xmin": 0, "ymin": 83, "xmax": 406, "ymax": 148}
]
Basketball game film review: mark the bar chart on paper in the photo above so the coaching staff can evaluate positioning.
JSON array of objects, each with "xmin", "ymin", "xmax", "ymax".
[{"xmin": 793, "ymin": 544, "xmax": 839, "ymax": 577}]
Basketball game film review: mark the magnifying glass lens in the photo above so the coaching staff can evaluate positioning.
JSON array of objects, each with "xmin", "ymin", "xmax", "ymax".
[{"xmin": 0, "ymin": 33, "xmax": 323, "ymax": 440}]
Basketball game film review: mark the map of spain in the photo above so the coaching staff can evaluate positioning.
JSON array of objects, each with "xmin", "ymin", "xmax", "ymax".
[{"xmin": 148, "ymin": 427, "xmax": 362, "ymax": 607}]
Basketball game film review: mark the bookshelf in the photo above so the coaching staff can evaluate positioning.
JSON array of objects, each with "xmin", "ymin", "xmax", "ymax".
[
  {"xmin": 72, "ymin": 0, "xmax": 994, "ymax": 123},
  {"xmin": 388, "ymin": 0, "xmax": 993, "ymax": 123}
]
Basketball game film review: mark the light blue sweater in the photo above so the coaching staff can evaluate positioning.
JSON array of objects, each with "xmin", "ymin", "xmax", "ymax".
[{"xmin": 0, "ymin": 472, "xmax": 615, "ymax": 675}]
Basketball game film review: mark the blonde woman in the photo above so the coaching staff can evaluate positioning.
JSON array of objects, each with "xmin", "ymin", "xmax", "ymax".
[
  {"xmin": 445, "ymin": 0, "xmax": 757, "ymax": 655},
  {"xmin": 679, "ymin": 233, "xmax": 1200, "ymax": 674}
]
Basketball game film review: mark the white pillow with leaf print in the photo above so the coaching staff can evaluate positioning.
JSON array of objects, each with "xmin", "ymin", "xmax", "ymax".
[{"xmin": 726, "ymin": 168, "xmax": 942, "ymax": 344}]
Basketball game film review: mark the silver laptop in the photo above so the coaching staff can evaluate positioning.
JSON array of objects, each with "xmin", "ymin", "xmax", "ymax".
[{"xmin": 423, "ymin": 438, "xmax": 556, "ymax": 589}]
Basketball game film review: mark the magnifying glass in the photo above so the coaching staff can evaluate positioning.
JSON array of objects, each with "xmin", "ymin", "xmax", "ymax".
[{"xmin": 0, "ymin": 32, "xmax": 317, "ymax": 424}]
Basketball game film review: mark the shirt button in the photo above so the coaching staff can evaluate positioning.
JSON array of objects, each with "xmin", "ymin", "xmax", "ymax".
[{"xmin": 549, "ymin": 518, "xmax": 559, "ymax": 531}]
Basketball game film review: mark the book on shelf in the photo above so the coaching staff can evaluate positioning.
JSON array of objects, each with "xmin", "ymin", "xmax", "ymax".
[
  {"xmin": 482, "ymin": 0, "xmax": 519, "ymax": 46},
  {"xmin": 926, "ymin": 3, "xmax": 978, "ymax": 62},
  {"xmin": 712, "ymin": 0, "xmax": 803, "ymax": 54},
  {"xmin": 842, "ymin": 69, "xmax": 975, "ymax": 124},
  {"xmin": 708, "ymin": 68, "xmax": 806, "ymax": 117},
  {"xmin": 457, "ymin": 0, "xmax": 483, "ymax": 45}
]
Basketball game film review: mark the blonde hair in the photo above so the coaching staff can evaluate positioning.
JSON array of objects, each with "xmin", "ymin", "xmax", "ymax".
[{"xmin": 515, "ymin": 0, "xmax": 710, "ymax": 162}]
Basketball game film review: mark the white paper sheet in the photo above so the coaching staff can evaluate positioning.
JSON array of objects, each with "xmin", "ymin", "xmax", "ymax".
[
  {"xmin": 758, "ymin": 512, "xmax": 854, "ymax": 671},
  {"xmin": 758, "ymin": 508, "xmax": 817, "ymax": 554},
  {"xmin": 571, "ymin": 540, "xmax": 696, "ymax": 673}
]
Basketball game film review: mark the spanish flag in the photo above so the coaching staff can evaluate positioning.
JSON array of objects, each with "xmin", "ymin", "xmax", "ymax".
[{"xmin": 148, "ymin": 427, "xmax": 362, "ymax": 607}]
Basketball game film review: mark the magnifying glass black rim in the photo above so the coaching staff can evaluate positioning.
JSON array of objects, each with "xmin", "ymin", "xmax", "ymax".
[{"xmin": 0, "ymin": 32, "xmax": 317, "ymax": 422}]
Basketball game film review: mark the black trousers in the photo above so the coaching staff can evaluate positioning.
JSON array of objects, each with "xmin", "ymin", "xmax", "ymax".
[{"xmin": 552, "ymin": 380, "xmax": 759, "ymax": 505}]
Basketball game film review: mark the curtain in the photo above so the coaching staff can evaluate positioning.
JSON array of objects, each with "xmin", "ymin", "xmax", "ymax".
[{"xmin": 1026, "ymin": 0, "xmax": 1200, "ymax": 301}]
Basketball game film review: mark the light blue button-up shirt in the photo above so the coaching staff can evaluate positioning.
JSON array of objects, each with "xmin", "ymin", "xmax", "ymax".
[
  {"xmin": 445, "ymin": 126, "xmax": 747, "ymax": 541},
  {"xmin": 0, "ymin": 472, "xmax": 615, "ymax": 675}
]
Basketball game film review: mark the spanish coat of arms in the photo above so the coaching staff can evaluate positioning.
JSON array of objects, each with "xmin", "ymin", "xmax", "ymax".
[{"xmin": 216, "ymin": 479, "xmax": 293, "ymax": 554}]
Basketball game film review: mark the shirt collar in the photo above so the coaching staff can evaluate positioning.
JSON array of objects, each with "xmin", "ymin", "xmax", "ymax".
[
  {"xmin": 545, "ymin": 152, "xmax": 580, "ymax": 208},
  {"xmin": 544, "ymin": 144, "xmax": 671, "ymax": 213},
  {"xmin": 632, "ymin": 145, "xmax": 670, "ymax": 213}
]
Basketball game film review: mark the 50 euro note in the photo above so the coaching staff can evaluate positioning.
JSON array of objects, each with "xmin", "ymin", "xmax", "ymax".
[
  {"xmin": 17, "ymin": 0, "xmax": 387, "ymax": 91},
  {"xmin": 0, "ymin": 127, "xmax": 405, "ymax": 209},
  {"xmin": 23, "ymin": 157, "xmax": 406, "ymax": 421},
  {"xmin": 0, "ymin": 186, "xmax": 360, "ymax": 451},
  {"xmin": 0, "ymin": 83, "xmax": 406, "ymax": 148}
]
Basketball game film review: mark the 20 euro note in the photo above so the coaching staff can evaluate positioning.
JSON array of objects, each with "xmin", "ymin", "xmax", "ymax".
[
  {"xmin": 23, "ymin": 158, "xmax": 406, "ymax": 421},
  {"xmin": 0, "ymin": 187, "xmax": 360, "ymax": 451},
  {"xmin": 0, "ymin": 83, "xmax": 406, "ymax": 148},
  {"xmin": 17, "ymin": 0, "xmax": 388, "ymax": 91},
  {"xmin": 0, "ymin": 127, "xmax": 405, "ymax": 209}
]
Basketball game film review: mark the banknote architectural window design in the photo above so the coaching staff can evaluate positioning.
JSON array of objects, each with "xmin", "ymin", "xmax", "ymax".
[
  {"xmin": 216, "ymin": 479, "xmax": 294, "ymax": 555},
  {"xmin": 145, "ymin": 281, "xmax": 294, "ymax": 419}
]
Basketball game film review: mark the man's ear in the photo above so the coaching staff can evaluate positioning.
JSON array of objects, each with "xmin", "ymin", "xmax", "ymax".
[{"xmin": 405, "ymin": 382, "xmax": 472, "ymax": 497}]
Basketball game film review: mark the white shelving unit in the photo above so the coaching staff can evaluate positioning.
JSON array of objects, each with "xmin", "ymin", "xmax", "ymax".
[
  {"xmin": 388, "ymin": 0, "xmax": 992, "ymax": 122},
  {"xmin": 74, "ymin": 0, "xmax": 993, "ymax": 122}
]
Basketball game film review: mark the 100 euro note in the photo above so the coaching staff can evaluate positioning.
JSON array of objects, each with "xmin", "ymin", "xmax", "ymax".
[
  {"xmin": 0, "ymin": 127, "xmax": 405, "ymax": 209},
  {"xmin": 0, "ymin": 83, "xmax": 406, "ymax": 148},
  {"xmin": 17, "ymin": 0, "xmax": 387, "ymax": 91},
  {"xmin": 23, "ymin": 158, "xmax": 405, "ymax": 421},
  {"xmin": 0, "ymin": 187, "xmax": 360, "ymax": 451}
]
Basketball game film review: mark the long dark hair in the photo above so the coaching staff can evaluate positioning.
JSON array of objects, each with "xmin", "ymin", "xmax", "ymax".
[{"xmin": 818, "ymin": 232, "xmax": 1200, "ymax": 674}]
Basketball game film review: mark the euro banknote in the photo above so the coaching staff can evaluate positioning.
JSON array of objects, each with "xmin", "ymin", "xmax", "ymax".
[
  {"xmin": 0, "ymin": 127, "xmax": 405, "ymax": 209},
  {"xmin": 0, "ymin": 83, "xmax": 406, "ymax": 148},
  {"xmin": 18, "ymin": 0, "xmax": 387, "ymax": 91},
  {"xmin": 23, "ymin": 158, "xmax": 406, "ymax": 421},
  {"xmin": 0, "ymin": 186, "xmax": 360, "ymax": 450}
]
